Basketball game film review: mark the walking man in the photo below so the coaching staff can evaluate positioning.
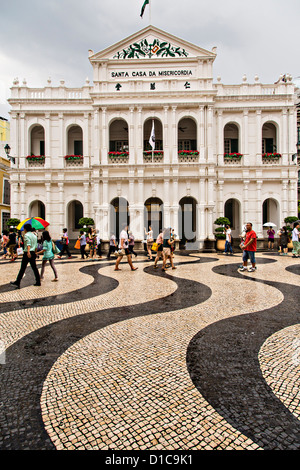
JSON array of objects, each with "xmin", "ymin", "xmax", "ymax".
[
  {"xmin": 239, "ymin": 222, "xmax": 257, "ymax": 272},
  {"xmin": 57, "ymin": 228, "xmax": 71, "ymax": 259},
  {"xmin": 10, "ymin": 223, "xmax": 41, "ymax": 288},
  {"xmin": 114, "ymin": 224, "xmax": 138, "ymax": 271},
  {"xmin": 292, "ymin": 222, "xmax": 300, "ymax": 258}
]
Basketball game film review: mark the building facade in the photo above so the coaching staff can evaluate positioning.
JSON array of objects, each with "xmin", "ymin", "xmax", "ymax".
[{"xmin": 8, "ymin": 26, "xmax": 298, "ymax": 248}]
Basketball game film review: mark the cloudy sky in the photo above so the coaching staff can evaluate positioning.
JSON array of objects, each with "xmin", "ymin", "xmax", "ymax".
[{"xmin": 1, "ymin": 0, "xmax": 299, "ymax": 118}]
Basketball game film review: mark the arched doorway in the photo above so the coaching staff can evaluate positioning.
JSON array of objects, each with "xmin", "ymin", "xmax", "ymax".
[
  {"xmin": 67, "ymin": 125, "xmax": 83, "ymax": 156},
  {"xmin": 178, "ymin": 197, "xmax": 197, "ymax": 247},
  {"xmin": 178, "ymin": 118, "xmax": 197, "ymax": 151},
  {"xmin": 29, "ymin": 200, "xmax": 45, "ymax": 220},
  {"xmin": 224, "ymin": 123, "xmax": 239, "ymax": 154},
  {"xmin": 67, "ymin": 200, "xmax": 84, "ymax": 237},
  {"xmin": 110, "ymin": 197, "xmax": 130, "ymax": 240},
  {"xmin": 144, "ymin": 198, "xmax": 163, "ymax": 238},
  {"xmin": 262, "ymin": 198, "xmax": 280, "ymax": 229},
  {"xmin": 224, "ymin": 198, "xmax": 241, "ymax": 237},
  {"xmin": 30, "ymin": 125, "xmax": 45, "ymax": 156}
]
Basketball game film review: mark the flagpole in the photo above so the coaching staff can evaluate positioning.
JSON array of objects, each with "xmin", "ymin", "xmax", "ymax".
[{"xmin": 149, "ymin": 0, "xmax": 151, "ymax": 24}]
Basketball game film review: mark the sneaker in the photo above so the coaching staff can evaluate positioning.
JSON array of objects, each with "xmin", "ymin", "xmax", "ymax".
[
  {"xmin": 10, "ymin": 281, "xmax": 20, "ymax": 288},
  {"xmin": 248, "ymin": 267, "xmax": 256, "ymax": 272},
  {"xmin": 239, "ymin": 267, "xmax": 247, "ymax": 271}
]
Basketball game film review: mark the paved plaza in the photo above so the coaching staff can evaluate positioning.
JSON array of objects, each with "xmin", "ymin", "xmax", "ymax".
[{"xmin": 0, "ymin": 250, "xmax": 300, "ymax": 451}]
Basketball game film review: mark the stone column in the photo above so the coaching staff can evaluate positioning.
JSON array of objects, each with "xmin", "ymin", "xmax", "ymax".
[
  {"xmin": 282, "ymin": 180, "xmax": 288, "ymax": 221},
  {"xmin": 217, "ymin": 110, "xmax": 223, "ymax": 165},
  {"xmin": 256, "ymin": 110, "xmax": 262, "ymax": 165},
  {"xmin": 93, "ymin": 108, "xmax": 100, "ymax": 165},
  {"xmin": 45, "ymin": 113, "xmax": 51, "ymax": 169},
  {"xmin": 101, "ymin": 107, "xmax": 108, "ymax": 165},
  {"xmin": 171, "ymin": 106, "xmax": 178, "ymax": 163},
  {"xmin": 243, "ymin": 110, "xmax": 249, "ymax": 166},
  {"xmin": 243, "ymin": 180, "xmax": 250, "ymax": 225},
  {"xmin": 137, "ymin": 107, "xmax": 143, "ymax": 165},
  {"xmin": 128, "ymin": 107, "xmax": 135, "ymax": 165},
  {"xmin": 281, "ymin": 108, "xmax": 288, "ymax": 165},
  {"xmin": 207, "ymin": 106, "xmax": 214, "ymax": 163},
  {"xmin": 83, "ymin": 182, "xmax": 90, "ymax": 217},
  {"xmin": 163, "ymin": 106, "xmax": 169, "ymax": 164},
  {"xmin": 83, "ymin": 112, "xmax": 90, "ymax": 168},
  {"xmin": 256, "ymin": 180, "xmax": 263, "ymax": 237},
  {"xmin": 19, "ymin": 113, "xmax": 26, "ymax": 169},
  {"xmin": 59, "ymin": 113, "xmax": 64, "ymax": 168},
  {"xmin": 199, "ymin": 106, "xmax": 205, "ymax": 163},
  {"xmin": 58, "ymin": 182, "xmax": 65, "ymax": 229},
  {"xmin": 20, "ymin": 182, "xmax": 26, "ymax": 220}
]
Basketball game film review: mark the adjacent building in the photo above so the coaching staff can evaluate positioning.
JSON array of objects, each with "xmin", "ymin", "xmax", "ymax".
[{"xmin": 8, "ymin": 26, "xmax": 298, "ymax": 248}]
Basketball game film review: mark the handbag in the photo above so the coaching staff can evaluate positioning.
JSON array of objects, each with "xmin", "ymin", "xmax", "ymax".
[
  {"xmin": 17, "ymin": 247, "xmax": 23, "ymax": 256},
  {"xmin": 52, "ymin": 241, "xmax": 61, "ymax": 255},
  {"xmin": 74, "ymin": 239, "xmax": 81, "ymax": 249},
  {"xmin": 151, "ymin": 242, "xmax": 159, "ymax": 252}
]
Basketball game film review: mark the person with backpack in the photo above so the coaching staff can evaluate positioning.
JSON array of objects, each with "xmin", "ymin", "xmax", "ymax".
[{"xmin": 6, "ymin": 228, "xmax": 17, "ymax": 262}]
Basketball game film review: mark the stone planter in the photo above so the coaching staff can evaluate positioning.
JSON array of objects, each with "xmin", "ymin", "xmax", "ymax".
[{"xmin": 216, "ymin": 239, "xmax": 226, "ymax": 251}]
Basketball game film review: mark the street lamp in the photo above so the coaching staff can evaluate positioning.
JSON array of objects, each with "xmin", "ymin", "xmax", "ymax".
[{"xmin": 4, "ymin": 144, "xmax": 15, "ymax": 164}]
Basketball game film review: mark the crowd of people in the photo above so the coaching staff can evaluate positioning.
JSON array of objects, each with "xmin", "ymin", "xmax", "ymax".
[{"xmin": 1, "ymin": 220, "xmax": 300, "ymax": 288}]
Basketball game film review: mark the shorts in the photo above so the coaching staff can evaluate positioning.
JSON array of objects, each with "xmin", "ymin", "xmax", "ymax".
[
  {"xmin": 147, "ymin": 240, "xmax": 153, "ymax": 249},
  {"xmin": 243, "ymin": 250, "xmax": 256, "ymax": 263},
  {"xmin": 118, "ymin": 248, "xmax": 130, "ymax": 257},
  {"xmin": 268, "ymin": 237, "xmax": 274, "ymax": 242},
  {"xmin": 163, "ymin": 247, "xmax": 171, "ymax": 257}
]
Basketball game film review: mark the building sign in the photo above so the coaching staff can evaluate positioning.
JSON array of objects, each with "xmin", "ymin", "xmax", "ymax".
[
  {"xmin": 113, "ymin": 38, "xmax": 189, "ymax": 59},
  {"xmin": 111, "ymin": 70, "xmax": 193, "ymax": 78}
]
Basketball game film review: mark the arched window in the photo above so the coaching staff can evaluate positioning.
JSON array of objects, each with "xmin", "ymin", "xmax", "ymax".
[
  {"xmin": 143, "ymin": 119, "xmax": 163, "ymax": 151},
  {"xmin": 30, "ymin": 125, "xmax": 45, "ymax": 156},
  {"xmin": 109, "ymin": 119, "xmax": 129, "ymax": 153},
  {"xmin": 67, "ymin": 125, "xmax": 83, "ymax": 156},
  {"xmin": 224, "ymin": 123, "xmax": 239, "ymax": 154},
  {"xmin": 178, "ymin": 118, "xmax": 197, "ymax": 151},
  {"xmin": 262, "ymin": 122, "xmax": 277, "ymax": 154}
]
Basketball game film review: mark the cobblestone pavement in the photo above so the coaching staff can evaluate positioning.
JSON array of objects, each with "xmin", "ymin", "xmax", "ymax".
[{"xmin": 0, "ymin": 251, "xmax": 299, "ymax": 451}]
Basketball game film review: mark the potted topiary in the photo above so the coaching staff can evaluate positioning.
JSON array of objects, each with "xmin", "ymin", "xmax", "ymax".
[{"xmin": 214, "ymin": 217, "xmax": 231, "ymax": 251}]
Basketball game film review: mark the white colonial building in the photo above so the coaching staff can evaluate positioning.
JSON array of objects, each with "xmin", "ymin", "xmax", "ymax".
[{"xmin": 8, "ymin": 26, "xmax": 298, "ymax": 249}]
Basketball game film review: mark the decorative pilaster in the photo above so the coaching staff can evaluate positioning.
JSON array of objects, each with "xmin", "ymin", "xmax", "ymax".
[
  {"xmin": 101, "ymin": 107, "xmax": 108, "ymax": 165},
  {"xmin": 172, "ymin": 106, "xmax": 178, "ymax": 163}
]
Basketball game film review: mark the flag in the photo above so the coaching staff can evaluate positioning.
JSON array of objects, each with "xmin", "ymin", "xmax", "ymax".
[
  {"xmin": 149, "ymin": 120, "xmax": 155, "ymax": 150},
  {"xmin": 140, "ymin": 0, "xmax": 149, "ymax": 18}
]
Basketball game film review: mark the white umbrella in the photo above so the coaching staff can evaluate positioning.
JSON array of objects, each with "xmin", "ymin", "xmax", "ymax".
[{"xmin": 263, "ymin": 222, "xmax": 276, "ymax": 227}]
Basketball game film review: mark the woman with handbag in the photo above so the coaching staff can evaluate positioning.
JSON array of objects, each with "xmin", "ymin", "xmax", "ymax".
[
  {"xmin": 153, "ymin": 229, "xmax": 165, "ymax": 268},
  {"xmin": 145, "ymin": 225, "xmax": 154, "ymax": 260},
  {"xmin": 114, "ymin": 224, "xmax": 138, "ymax": 271},
  {"xmin": 37, "ymin": 230, "xmax": 58, "ymax": 282}
]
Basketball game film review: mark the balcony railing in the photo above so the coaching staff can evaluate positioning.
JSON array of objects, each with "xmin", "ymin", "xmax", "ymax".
[
  {"xmin": 224, "ymin": 153, "xmax": 243, "ymax": 164},
  {"xmin": 26, "ymin": 155, "xmax": 45, "ymax": 167},
  {"xmin": 64, "ymin": 155, "xmax": 84, "ymax": 166},
  {"xmin": 143, "ymin": 151, "xmax": 164, "ymax": 163},
  {"xmin": 108, "ymin": 151, "xmax": 129, "ymax": 164},
  {"xmin": 262, "ymin": 153, "xmax": 281, "ymax": 164},
  {"xmin": 178, "ymin": 150, "xmax": 199, "ymax": 162}
]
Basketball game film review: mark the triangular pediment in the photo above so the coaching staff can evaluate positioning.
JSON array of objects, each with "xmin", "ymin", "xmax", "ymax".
[{"xmin": 89, "ymin": 25, "xmax": 216, "ymax": 62}]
